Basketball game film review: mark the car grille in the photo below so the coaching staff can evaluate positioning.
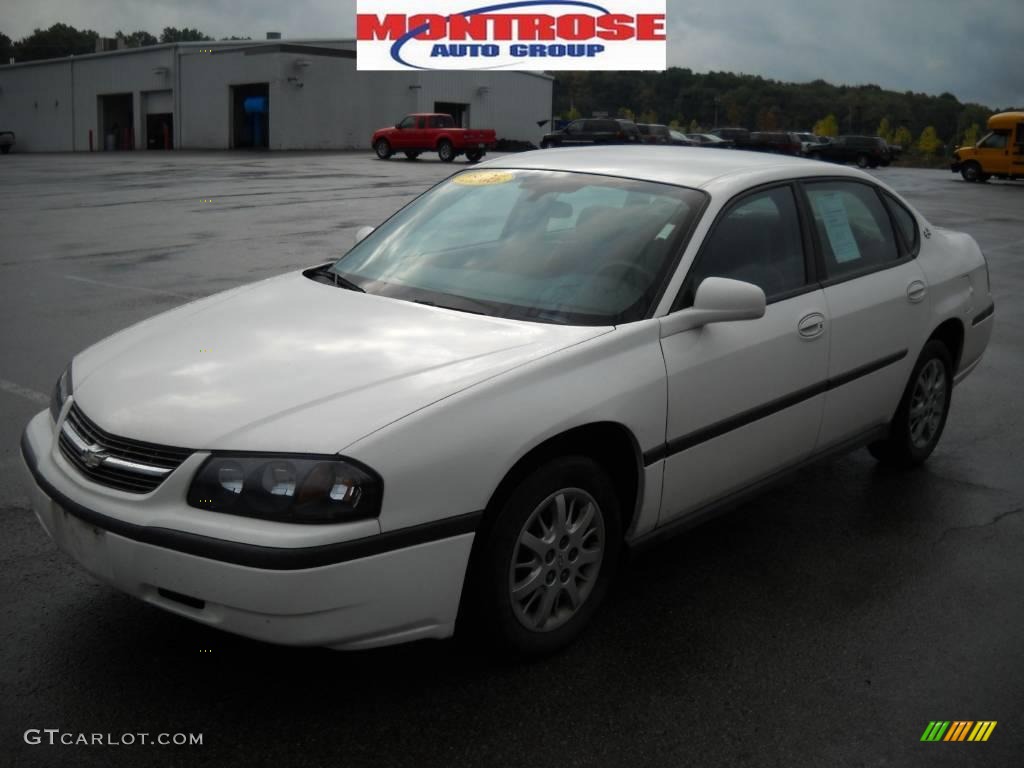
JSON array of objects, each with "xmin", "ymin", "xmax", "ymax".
[{"xmin": 57, "ymin": 403, "xmax": 193, "ymax": 494}]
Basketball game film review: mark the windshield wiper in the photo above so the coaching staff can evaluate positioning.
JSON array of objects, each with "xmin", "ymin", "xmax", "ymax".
[
  {"xmin": 307, "ymin": 264, "xmax": 365, "ymax": 293},
  {"xmin": 414, "ymin": 299, "xmax": 485, "ymax": 316}
]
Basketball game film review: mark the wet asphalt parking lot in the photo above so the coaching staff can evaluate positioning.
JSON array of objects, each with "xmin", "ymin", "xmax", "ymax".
[{"xmin": 0, "ymin": 152, "xmax": 1022, "ymax": 767}]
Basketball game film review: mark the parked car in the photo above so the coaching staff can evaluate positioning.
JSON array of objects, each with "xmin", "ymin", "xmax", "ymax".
[
  {"xmin": 807, "ymin": 135, "xmax": 892, "ymax": 168},
  {"xmin": 793, "ymin": 132, "xmax": 827, "ymax": 155},
  {"xmin": 638, "ymin": 123, "xmax": 671, "ymax": 144},
  {"xmin": 951, "ymin": 110, "xmax": 1024, "ymax": 182},
  {"xmin": 745, "ymin": 131, "xmax": 803, "ymax": 156},
  {"xmin": 0, "ymin": 131, "xmax": 14, "ymax": 154},
  {"xmin": 22, "ymin": 147, "xmax": 993, "ymax": 656},
  {"xmin": 710, "ymin": 127, "xmax": 750, "ymax": 144},
  {"xmin": 540, "ymin": 118, "xmax": 640, "ymax": 148},
  {"xmin": 667, "ymin": 130, "xmax": 697, "ymax": 146},
  {"xmin": 686, "ymin": 133, "xmax": 734, "ymax": 148},
  {"xmin": 372, "ymin": 113, "xmax": 496, "ymax": 163}
]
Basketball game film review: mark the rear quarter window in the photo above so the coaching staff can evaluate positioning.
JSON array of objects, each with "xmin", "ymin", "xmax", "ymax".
[{"xmin": 882, "ymin": 192, "xmax": 920, "ymax": 256}]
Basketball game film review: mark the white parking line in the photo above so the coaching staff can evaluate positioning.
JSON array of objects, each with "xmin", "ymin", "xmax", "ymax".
[
  {"xmin": 0, "ymin": 378, "xmax": 49, "ymax": 405},
  {"xmin": 64, "ymin": 274, "xmax": 193, "ymax": 299}
]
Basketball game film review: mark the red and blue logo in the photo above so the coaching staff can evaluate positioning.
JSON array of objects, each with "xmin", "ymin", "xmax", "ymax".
[{"xmin": 356, "ymin": 0, "xmax": 666, "ymax": 71}]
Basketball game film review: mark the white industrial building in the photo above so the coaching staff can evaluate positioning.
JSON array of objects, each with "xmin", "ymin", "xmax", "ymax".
[{"xmin": 0, "ymin": 39, "xmax": 554, "ymax": 152}]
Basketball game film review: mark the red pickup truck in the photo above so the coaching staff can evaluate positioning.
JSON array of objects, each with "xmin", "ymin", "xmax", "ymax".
[{"xmin": 372, "ymin": 113, "xmax": 496, "ymax": 163}]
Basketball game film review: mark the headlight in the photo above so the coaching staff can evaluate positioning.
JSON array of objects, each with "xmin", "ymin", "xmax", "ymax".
[
  {"xmin": 187, "ymin": 454, "xmax": 382, "ymax": 524},
  {"xmin": 49, "ymin": 364, "xmax": 73, "ymax": 422}
]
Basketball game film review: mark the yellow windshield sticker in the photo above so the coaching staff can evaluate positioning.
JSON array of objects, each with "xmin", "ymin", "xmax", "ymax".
[{"xmin": 453, "ymin": 170, "xmax": 514, "ymax": 186}]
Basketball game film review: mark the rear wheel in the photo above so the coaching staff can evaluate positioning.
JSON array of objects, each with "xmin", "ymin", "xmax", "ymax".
[
  {"xmin": 468, "ymin": 456, "xmax": 621, "ymax": 657},
  {"xmin": 403, "ymin": 151, "xmax": 420, "ymax": 160},
  {"xmin": 374, "ymin": 139, "xmax": 392, "ymax": 160},
  {"xmin": 868, "ymin": 340, "xmax": 953, "ymax": 467},
  {"xmin": 0, "ymin": 145, "xmax": 10, "ymax": 155},
  {"xmin": 465, "ymin": 149, "xmax": 484, "ymax": 163},
  {"xmin": 437, "ymin": 140, "xmax": 455, "ymax": 163},
  {"xmin": 856, "ymin": 154, "xmax": 869, "ymax": 168}
]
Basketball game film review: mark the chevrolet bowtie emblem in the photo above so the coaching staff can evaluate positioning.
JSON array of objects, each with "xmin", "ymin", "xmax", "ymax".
[{"xmin": 80, "ymin": 444, "xmax": 108, "ymax": 469}]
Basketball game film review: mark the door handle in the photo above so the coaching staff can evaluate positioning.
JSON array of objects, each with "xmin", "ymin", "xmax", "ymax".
[
  {"xmin": 797, "ymin": 312, "xmax": 825, "ymax": 339},
  {"xmin": 907, "ymin": 280, "xmax": 927, "ymax": 303}
]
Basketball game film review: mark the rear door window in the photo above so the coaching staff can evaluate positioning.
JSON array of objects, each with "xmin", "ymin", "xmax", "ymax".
[{"xmin": 805, "ymin": 181, "xmax": 900, "ymax": 279}]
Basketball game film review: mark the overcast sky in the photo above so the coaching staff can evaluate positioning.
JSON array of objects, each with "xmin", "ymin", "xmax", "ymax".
[{"xmin": 3, "ymin": 0, "xmax": 1020, "ymax": 108}]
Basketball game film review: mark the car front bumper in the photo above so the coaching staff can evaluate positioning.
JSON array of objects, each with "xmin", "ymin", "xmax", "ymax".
[{"xmin": 20, "ymin": 410, "xmax": 477, "ymax": 650}]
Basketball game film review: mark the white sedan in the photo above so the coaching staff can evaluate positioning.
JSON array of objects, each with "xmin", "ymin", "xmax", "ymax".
[{"xmin": 21, "ymin": 148, "xmax": 994, "ymax": 655}]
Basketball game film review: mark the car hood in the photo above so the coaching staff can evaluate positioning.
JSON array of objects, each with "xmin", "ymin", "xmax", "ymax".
[{"xmin": 71, "ymin": 270, "xmax": 610, "ymax": 453}]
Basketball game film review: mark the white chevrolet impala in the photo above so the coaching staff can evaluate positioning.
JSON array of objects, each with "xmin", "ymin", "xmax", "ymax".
[{"xmin": 21, "ymin": 148, "xmax": 994, "ymax": 655}]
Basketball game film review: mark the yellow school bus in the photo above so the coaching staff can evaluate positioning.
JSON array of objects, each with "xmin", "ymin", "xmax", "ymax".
[{"xmin": 951, "ymin": 111, "xmax": 1024, "ymax": 182}]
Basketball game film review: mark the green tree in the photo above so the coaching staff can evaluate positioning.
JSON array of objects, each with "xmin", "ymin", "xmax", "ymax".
[
  {"xmin": 13, "ymin": 23, "xmax": 99, "ymax": 61},
  {"xmin": 688, "ymin": 118, "xmax": 700, "ymax": 133},
  {"xmin": 669, "ymin": 118, "xmax": 680, "ymax": 129},
  {"xmin": 876, "ymin": 117, "xmax": 892, "ymax": 142},
  {"xmin": 160, "ymin": 27, "xmax": 211, "ymax": 43},
  {"xmin": 637, "ymin": 109, "xmax": 658, "ymax": 124},
  {"xmin": 961, "ymin": 123, "xmax": 981, "ymax": 146},
  {"xmin": 813, "ymin": 113, "xmax": 839, "ymax": 137},
  {"xmin": 115, "ymin": 30, "xmax": 158, "ymax": 47},
  {"xmin": 616, "ymin": 107, "xmax": 635, "ymax": 121},
  {"xmin": 891, "ymin": 125, "xmax": 912, "ymax": 148},
  {"xmin": 0, "ymin": 30, "xmax": 13, "ymax": 62},
  {"xmin": 917, "ymin": 126, "xmax": 941, "ymax": 155},
  {"xmin": 565, "ymin": 105, "xmax": 581, "ymax": 121}
]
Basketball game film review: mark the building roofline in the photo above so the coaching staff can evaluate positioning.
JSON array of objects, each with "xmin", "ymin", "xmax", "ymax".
[{"xmin": 0, "ymin": 38, "xmax": 554, "ymax": 80}]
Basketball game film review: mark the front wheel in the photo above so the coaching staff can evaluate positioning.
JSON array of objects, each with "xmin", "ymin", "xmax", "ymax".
[
  {"xmin": 856, "ymin": 154, "xmax": 869, "ymax": 168},
  {"xmin": 468, "ymin": 456, "xmax": 621, "ymax": 657},
  {"xmin": 961, "ymin": 161, "xmax": 983, "ymax": 182},
  {"xmin": 868, "ymin": 340, "xmax": 953, "ymax": 467},
  {"xmin": 0, "ymin": 145, "xmax": 10, "ymax": 155},
  {"xmin": 374, "ymin": 139, "xmax": 392, "ymax": 160},
  {"xmin": 437, "ymin": 140, "xmax": 455, "ymax": 162}
]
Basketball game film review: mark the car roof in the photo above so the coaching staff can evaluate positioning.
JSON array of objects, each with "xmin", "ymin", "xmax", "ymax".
[{"xmin": 479, "ymin": 145, "xmax": 873, "ymax": 192}]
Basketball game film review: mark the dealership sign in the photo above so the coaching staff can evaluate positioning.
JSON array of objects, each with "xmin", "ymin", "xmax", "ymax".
[{"xmin": 356, "ymin": 0, "xmax": 666, "ymax": 71}]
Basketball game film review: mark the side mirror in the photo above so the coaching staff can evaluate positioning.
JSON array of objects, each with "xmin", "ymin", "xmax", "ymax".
[
  {"xmin": 394, "ymin": 123, "xmax": 402, "ymax": 129},
  {"xmin": 354, "ymin": 225, "xmax": 375, "ymax": 245},
  {"xmin": 660, "ymin": 277, "xmax": 766, "ymax": 337}
]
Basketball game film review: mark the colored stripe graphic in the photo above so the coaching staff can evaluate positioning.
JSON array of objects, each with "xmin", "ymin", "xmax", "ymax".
[
  {"xmin": 921, "ymin": 721, "xmax": 996, "ymax": 742},
  {"xmin": 967, "ymin": 722, "xmax": 997, "ymax": 742},
  {"xmin": 944, "ymin": 721, "xmax": 971, "ymax": 741}
]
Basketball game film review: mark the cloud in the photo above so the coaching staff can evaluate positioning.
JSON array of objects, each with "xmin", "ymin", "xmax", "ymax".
[{"xmin": 2, "ymin": 0, "xmax": 1020, "ymax": 107}]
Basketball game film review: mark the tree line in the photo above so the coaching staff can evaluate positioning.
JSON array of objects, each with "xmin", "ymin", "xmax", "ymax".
[
  {"xmin": 553, "ymin": 70, "xmax": 1011, "ymax": 153},
  {"xmin": 0, "ymin": 23, "xmax": 248, "ymax": 63}
]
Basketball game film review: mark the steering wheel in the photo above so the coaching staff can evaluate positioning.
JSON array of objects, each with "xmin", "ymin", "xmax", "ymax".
[{"xmin": 594, "ymin": 260, "xmax": 655, "ymax": 288}]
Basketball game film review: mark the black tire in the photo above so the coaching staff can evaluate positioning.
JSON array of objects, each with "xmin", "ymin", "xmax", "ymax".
[
  {"xmin": 374, "ymin": 139, "xmax": 392, "ymax": 160},
  {"xmin": 437, "ymin": 140, "xmax": 455, "ymax": 163},
  {"xmin": 467, "ymin": 456, "xmax": 621, "ymax": 657},
  {"xmin": 540, "ymin": 140, "xmax": 551, "ymax": 149},
  {"xmin": 0, "ymin": 145, "xmax": 10, "ymax": 155},
  {"xmin": 856, "ymin": 154, "xmax": 869, "ymax": 168},
  {"xmin": 961, "ymin": 161, "xmax": 982, "ymax": 182},
  {"xmin": 465, "ymin": 150, "xmax": 483, "ymax": 163},
  {"xmin": 403, "ymin": 151, "xmax": 420, "ymax": 160},
  {"xmin": 868, "ymin": 339, "xmax": 953, "ymax": 467}
]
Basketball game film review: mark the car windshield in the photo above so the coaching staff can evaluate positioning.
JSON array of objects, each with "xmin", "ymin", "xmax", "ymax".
[{"xmin": 330, "ymin": 169, "xmax": 706, "ymax": 325}]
